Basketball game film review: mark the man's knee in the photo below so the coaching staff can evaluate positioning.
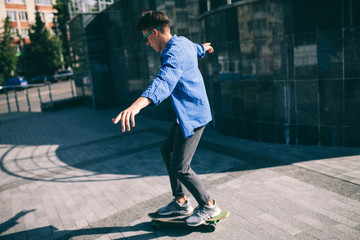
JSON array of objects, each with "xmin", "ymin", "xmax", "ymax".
[
  {"xmin": 161, "ymin": 145, "xmax": 174, "ymax": 165},
  {"xmin": 171, "ymin": 163, "xmax": 191, "ymax": 178}
]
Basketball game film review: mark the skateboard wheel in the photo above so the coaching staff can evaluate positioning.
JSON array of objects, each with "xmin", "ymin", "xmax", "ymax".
[
  {"xmin": 152, "ymin": 221, "xmax": 160, "ymax": 230},
  {"xmin": 207, "ymin": 223, "xmax": 216, "ymax": 232}
]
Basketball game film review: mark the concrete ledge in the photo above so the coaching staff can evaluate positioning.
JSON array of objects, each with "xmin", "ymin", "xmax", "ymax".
[{"xmin": 41, "ymin": 97, "xmax": 81, "ymax": 111}]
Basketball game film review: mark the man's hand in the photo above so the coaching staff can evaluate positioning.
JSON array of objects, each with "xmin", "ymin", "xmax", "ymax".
[
  {"xmin": 203, "ymin": 43, "xmax": 214, "ymax": 53},
  {"xmin": 112, "ymin": 105, "xmax": 139, "ymax": 132},
  {"xmin": 112, "ymin": 97, "xmax": 152, "ymax": 132}
]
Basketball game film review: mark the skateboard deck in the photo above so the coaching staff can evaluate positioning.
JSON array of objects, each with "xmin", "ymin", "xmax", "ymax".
[{"xmin": 148, "ymin": 210, "xmax": 229, "ymax": 232}]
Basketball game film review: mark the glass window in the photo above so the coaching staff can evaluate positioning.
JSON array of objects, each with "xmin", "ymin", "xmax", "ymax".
[
  {"xmin": 99, "ymin": 0, "xmax": 114, "ymax": 11},
  {"xmin": 199, "ymin": 0, "xmax": 208, "ymax": 14},
  {"xmin": 6, "ymin": 11, "xmax": 17, "ymax": 21},
  {"xmin": 35, "ymin": 0, "xmax": 52, "ymax": 6},
  {"xmin": 10, "ymin": 28, "xmax": 18, "ymax": 37},
  {"xmin": 20, "ymin": 28, "xmax": 29, "ymax": 38},
  {"xmin": 18, "ymin": 12, "xmax": 28, "ymax": 21},
  {"xmin": 45, "ymin": 13, "xmax": 54, "ymax": 22},
  {"xmin": 85, "ymin": 0, "xmax": 99, "ymax": 12},
  {"xmin": 5, "ymin": 0, "xmax": 25, "ymax": 4},
  {"xmin": 210, "ymin": 0, "xmax": 227, "ymax": 10}
]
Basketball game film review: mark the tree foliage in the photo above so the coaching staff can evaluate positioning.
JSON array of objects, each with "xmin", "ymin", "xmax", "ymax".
[
  {"xmin": 0, "ymin": 17, "xmax": 17, "ymax": 85},
  {"xmin": 54, "ymin": 0, "xmax": 71, "ymax": 68},
  {"xmin": 28, "ymin": 12, "xmax": 62, "ymax": 75}
]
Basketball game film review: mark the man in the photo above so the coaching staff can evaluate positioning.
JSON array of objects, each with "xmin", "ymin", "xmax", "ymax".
[{"xmin": 112, "ymin": 10, "xmax": 221, "ymax": 227}]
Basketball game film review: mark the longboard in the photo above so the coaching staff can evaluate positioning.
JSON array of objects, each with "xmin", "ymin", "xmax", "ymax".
[{"xmin": 148, "ymin": 210, "xmax": 229, "ymax": 232}]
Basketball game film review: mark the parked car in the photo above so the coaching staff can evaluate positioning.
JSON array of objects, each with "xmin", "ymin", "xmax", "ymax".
[
  {"xmin": 53, "ymin": 69, "xmax": 73, "ymax": 81},
  {"xmin": 29, "ymin": 75, "xmax": 52, "ymax": 84},
  {"xmin": 4, "ymin": 76, "xmax": 28, "ymax": 87},
  {"xmin": 0, "ymin": 76, "xmax": 28, "ymax": 92}
]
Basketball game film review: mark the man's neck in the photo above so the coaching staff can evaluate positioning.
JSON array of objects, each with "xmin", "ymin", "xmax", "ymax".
[{"xmin": 160, "ymin": 32, "xmax": 173, "ymax": 51}]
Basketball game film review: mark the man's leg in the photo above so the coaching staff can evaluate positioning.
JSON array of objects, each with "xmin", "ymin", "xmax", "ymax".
[
  {"xmin": 157, "ymin": 123, "xmax": 194, "ymax": 215},
  {"xmin": 170, "ymin": 124, "xmax": 210, "ymax": 206},
  {"xmin": 169, "ymin": 124, "xmax": 221, "ymax": 226},
  {"xmin": 160, "ymin": 123, "xmax": 187, "ymax": 198}
]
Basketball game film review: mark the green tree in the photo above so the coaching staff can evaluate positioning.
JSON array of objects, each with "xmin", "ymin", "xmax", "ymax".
[
  {"xmin": 28, "ymin": 12, "xmax": 62, "ymax": 75},
  {"xmin": 0, "ymin": 17, "xmax": 17, "ymax": 85},
  {"xmin": 54, "ymin": 0, "xmax": 71, "ymax": 68}
]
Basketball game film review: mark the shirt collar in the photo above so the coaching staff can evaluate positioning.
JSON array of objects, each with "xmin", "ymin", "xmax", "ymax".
[{"xmin": 161, "ymin": 34, "xmax": 178, "ymax": 57}]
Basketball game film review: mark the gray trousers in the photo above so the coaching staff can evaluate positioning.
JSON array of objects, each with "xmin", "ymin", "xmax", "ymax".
[{"xmin": 160, "ymin": 122, "xmax": 211, "ymax": 206}]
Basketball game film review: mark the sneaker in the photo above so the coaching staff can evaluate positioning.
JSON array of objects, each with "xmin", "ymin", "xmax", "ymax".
[
  {"xmin": 157, "ymin": 199, "xmax": 194, "ymax": 216},
  {"xmin": 185, "ymin": 200, "xmax": 221, "ymax": 227}
]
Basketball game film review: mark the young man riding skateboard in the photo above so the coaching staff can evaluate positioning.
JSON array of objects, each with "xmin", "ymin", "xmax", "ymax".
[{"xmin": 113, "ymin": 10, "xmax": 221, "ymax": 227}]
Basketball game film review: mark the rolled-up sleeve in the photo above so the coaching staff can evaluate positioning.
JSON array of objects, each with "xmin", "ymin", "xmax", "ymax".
[
  {"xmin": 194, "ymin": 43, "xmax": 205, "ymax": 58},
  {"xmin": 141, "ymin": 53, "xmax": 183, "ymax": 106}
]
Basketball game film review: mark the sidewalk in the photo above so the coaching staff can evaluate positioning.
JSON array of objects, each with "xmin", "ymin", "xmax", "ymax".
[{"xmin": 1, "ymin": 106, "xmax": 359, "ymax": 240}]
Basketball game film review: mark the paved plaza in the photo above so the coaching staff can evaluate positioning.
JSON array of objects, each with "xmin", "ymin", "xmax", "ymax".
[{"xmin": 0, "ymin": 106, "xmax": 360, "ymax": 240}]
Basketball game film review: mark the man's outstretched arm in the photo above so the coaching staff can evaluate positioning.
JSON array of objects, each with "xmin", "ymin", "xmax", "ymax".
[
  {"xmin": 112, "ymin": 97, "xmax": 152, "ymax": 132},
  {"xmin": 194, "ymin": 42, "xmax": 214, "ymax": 58}
]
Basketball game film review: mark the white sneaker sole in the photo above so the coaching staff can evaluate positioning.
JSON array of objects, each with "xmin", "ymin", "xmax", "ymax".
[
  {"xmin": 157, "ymin": 210, "xmax": 193, "ymax": 216},
  {"xmin": 186, "ymin": 219, "xmax": 206, "ymax": 227},
  {"xmin": 186, "ymin": 208, "xmax": 221, "ymax": 227}
]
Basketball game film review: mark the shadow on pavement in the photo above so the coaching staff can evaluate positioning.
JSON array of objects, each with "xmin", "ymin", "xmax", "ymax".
[
  {"xmin": 1, "ymin": 108, "xmax": 360, "ymax": 183},
  {"xmin": 0, "ymin": 210, "xmax": 211, "ymax": 240},
  {"xmin": 0, "ymin": 210, "xmax": 36, "ymax": 235}
]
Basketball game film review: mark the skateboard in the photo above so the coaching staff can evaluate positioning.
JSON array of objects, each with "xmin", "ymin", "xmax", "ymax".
[{"xmin": 148, "ymin": 210, "xmax": 229, "ymax": 232}]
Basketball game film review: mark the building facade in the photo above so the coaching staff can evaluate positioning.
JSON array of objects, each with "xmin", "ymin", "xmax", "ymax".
[
  {"xmin": 68, "ymin": 0, "xmax": 360, "ymax": 146},
  {"xmin": 0, "ymin": 0, "xmax": 57, "ymax": 73},
  {"xmin": 0, "ymin": 0, "xmax": 57, "ymax": 45}
]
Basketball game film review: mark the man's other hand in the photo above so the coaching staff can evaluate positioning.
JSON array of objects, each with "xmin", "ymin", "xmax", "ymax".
[{"xmin": 203, "ymin": 43, "xmax": 214, "ymax": 53}]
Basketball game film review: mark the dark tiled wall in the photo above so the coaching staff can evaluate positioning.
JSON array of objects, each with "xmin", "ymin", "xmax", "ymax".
[
  {"xmin": 201, "ymin": 0, "xmax": 360, "ymax": 146},
  {"xmin": 69, "ymin": 0, "xmax": 360, "ymax": 146}
]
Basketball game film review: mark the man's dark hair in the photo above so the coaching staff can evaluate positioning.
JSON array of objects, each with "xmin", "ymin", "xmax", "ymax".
[{"xmin": 136, "ymin": 10, "xmax": 170, "ymax": 31}]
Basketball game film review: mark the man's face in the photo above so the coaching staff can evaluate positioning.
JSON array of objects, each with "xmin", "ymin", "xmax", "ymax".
[{"xmin": 142, "ymin": 29, "xmax": 161, "ymax": 52}]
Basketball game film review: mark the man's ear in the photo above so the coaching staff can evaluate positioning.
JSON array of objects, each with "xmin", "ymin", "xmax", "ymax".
[{"xmin": 154, "ymin": 28, "xmax": 160, "ymax": 37}]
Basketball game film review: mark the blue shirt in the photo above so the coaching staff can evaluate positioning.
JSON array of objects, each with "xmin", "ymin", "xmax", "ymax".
[{"xmin": 141, "ymin": 35, "xmax": 212, "ymax": 138}]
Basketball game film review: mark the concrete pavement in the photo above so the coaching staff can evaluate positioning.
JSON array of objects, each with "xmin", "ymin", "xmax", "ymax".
[{"xmin": 0, "ymin": 106, "xmax": 360, "ymax": 240}]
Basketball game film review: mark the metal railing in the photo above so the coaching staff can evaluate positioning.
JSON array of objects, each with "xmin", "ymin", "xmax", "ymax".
[{"xmin": 0, "ymin": 80, "xmax": 76, "ymax": 114}]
